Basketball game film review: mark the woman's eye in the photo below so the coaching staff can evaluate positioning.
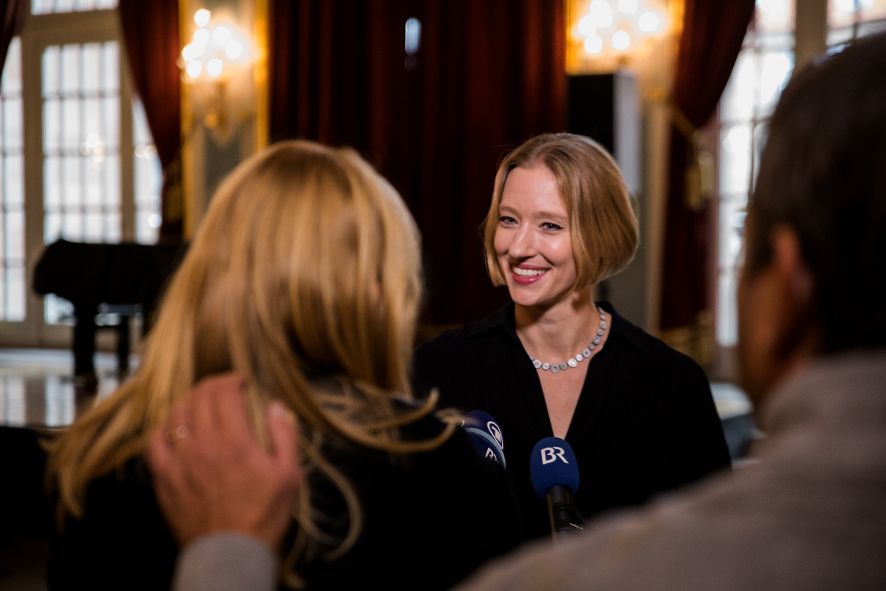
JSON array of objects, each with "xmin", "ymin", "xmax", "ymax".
[
  {"xmin": 541, "ymin": 222, "xmax": 563, "ymax": 231},
  {"xmin": 499, "ymin": 215, "xmax": 517, "ymax": 226}
]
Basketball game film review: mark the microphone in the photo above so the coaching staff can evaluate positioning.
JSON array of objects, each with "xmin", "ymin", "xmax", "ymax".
[
  {"xmin": 530, "ymin": 437, "xmax": 584, "ymax": 539},
  {"xmin": 461, "ymin": 410, "xmax": 506, "ymax": 469}
]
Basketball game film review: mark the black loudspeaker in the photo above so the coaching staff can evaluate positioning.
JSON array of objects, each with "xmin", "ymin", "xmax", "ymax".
[
  {"xmin": 566, "ymin": 72, "xmax": 641, "ymax": 195},
  {"xmin": 567, "ymin": 72, "xmax": 646, "ymax": 325}
]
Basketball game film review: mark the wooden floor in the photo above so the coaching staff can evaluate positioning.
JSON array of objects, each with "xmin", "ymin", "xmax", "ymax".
[{"xmin": 0, "ymin": 348, "xmax": 130, "ymax": 591}]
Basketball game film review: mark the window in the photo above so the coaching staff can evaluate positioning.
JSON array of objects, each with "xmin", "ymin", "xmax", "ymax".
[
  {"xmin": 0, "ymin": 39, "xmax": 24, "ymax": 322},
  {"xmin": 0, "ymin": 1, "xmax": 162, "ymax": 342},
  {"xmin": 715, "ymin": 1, "xmax": 794, "ymax": 348},
  {"xmin": 714, "ymin": 0, "xmax": 886, "ymax": 366}
]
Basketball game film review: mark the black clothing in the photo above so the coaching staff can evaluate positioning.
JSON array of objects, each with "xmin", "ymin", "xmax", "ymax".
[
  {"xmin": 412, "ymin": 302, "xmax": 732, "ymax": 541},
  {"xmin": 47, "ymin": 407, "xmax": 523, "ymax": 590}
]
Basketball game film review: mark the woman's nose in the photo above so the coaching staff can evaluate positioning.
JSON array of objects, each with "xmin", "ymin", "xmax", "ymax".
[{"xmin": 507, "ymin": 225, "xmax": 535, "ymax": 258}]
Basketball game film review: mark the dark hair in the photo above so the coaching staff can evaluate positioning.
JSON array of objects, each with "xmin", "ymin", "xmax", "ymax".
[{"xmin": 746, "ymin": 32, "xmax": 886, "ymax": 352}]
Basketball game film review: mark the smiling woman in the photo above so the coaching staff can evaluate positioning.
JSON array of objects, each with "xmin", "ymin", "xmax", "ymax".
[{"xmin": 412, "ymin": 132, "xmax": 732, "ymax": 542}]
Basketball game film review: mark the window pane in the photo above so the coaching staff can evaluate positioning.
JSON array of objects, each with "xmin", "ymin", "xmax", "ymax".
[
  {"xmin": 717, "ymin": 270, "xmax": 738, "ymax": 347},
  {"xmin": 133, "ymin": 101, "xmax": 161, "ymax": 244},
  {"xmin": 5, "ymin": 155, "xmax": 24, "ymax": 206},
  {"xmin": 82, "ymin": 43, "xmax": 101, "ymax": 93},
  {"xmin": 1, "ymin": 38, "xmax": 25, "ymax": 322},
  {"xmin": 862, "ymin": 0, "xmax": 886, "ymax": 19},
  {"xmin": 103, "ymin": 154, "xmax": 121, "ymax": 209},
  {"xmin": 715, "ymin": 0, "xmax": 794, "ymax": 350},
  {"xmin": 62, "ymin": 98, "xmax": 81, "ymax": 149},
  {"xmin": 4, "ymin": 97, "xmax": 24, "ymax": 150},
  {"xmin": 33, "ymin": 0, "xmax": 118, "ymax": 13},
  {"xmin": 43, "ymin": 98, "xmax": 61, "ymax": 151},
  {"xmin": 102, "ymin": 95, "xmax": 119, "ymax": 147},
  {"xmin": 84, "ymin": 153, "xmax": 104, "ymax": 207},
  {"xmin": 859, "ymin": 19, "xmax": 886, "ymax": 36},
  {"xmin": 45, "ymin": 295, "xmax": 73, "ymax": 325},
  {"xmin": 5, "ymin": 267, "xmax": 26, "ymax": 321},
  {"xmin": 718, "ymin": 198, "xmax": 747, "ymax": 270},
  {"xmin": 719, "ymin": 124, "xmax": 752, "ymax": 195},
  {"xmin": 85, "ymin": 211, "xmax": 103, "ymax": 241},
  {"xmin": 102, "ymin": 42, "xmax": 118, "ymax": 92},
  {"xmin": 5, "ymin": 212, "xmax": 24, "ymax": 261},
  {"xmin": 827, "ymin": 0, "xmax": 886, "ymax": 26},
  {"xmin": 757, "ymin": 50, "xmax": 793, "ymax": 115},
  {"xmin": 42, "ymin": 46, "xmax": 59, "ymax": 96},
  {"xmin": 2, "ymin": 39, "xmax": 21, "ymax": 94},
  {"xmin": 32, "ymin": 0, "xmax": 56, "ymax": 15},
  {"xmin": 83, "ymin": 97, "xmax": 101, "ymax": 143},
  {"xmin": 45, "ymin": 212, "xmax": 62, "ymax": 243},
  {"xmin": 62, "ymin": 156, "xmax": 82, "ymax": 207},
  {"xmin": 61, "ymin": 45, "xmax": 80, "ymax": 94},
  {"xmin": 756, "ymin": 0, "xmax": 794, "ymax": 33},
  {"xmin": 720, "ymin": 53, "xmax": 755, "ymax": 122}
]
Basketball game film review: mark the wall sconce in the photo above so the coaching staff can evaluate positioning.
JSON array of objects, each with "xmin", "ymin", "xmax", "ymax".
[
  {"xmin": 179, "ymin": 8, "xmax": 255, "ymax": 143},
  {"xmin": 567, "ymin": 0, "xmax": 669, "ymax": 73}
]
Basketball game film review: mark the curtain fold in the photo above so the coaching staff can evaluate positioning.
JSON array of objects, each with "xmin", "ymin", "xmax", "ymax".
[
  {"xmin": 660, "ymin": 0, "xmax": 755, "ymax": 362},
  {"xmin": 118, "ymin": 0, "xmax": 182, "ymax": 242},
  {"xmin": 0, "ymin": 0, "xmax": 25, "ymax": 75},
  {"xmin": 269, "ymin": 0, "xmax": 564, "ymax": 326}
]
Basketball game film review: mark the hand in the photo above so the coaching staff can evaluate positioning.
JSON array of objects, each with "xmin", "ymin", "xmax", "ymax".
[{"xmin": 146, "ymin": 372, "xmax": 302, "ymax": 549}]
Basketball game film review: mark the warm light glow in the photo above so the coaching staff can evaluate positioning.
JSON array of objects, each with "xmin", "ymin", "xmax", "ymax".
[
  {"xmin": 194, "ymin": 8, "xmax": 211, "ymax": 27},
  {"xmin": 568, "ymin": 0, "xmax": 670, "ymax": 72},
  {"xmin": 617, "ymin": 0, "xmax": 639, "ymax": 14},
  {"xmin": 179, "ymin": 8, "xmax": 258, "ymax": 141},
  {"xmin": 225, "ymin": 41, "xmax": 243, "ymax": 60},
  {"xmin": 638, "ymin": 10, "xmax": 661, "ymax": 33},
  {"xmin": 186, "ymin": 60, "xmax": 202, "ymax": 78},
  {"xmin": 584, "ymin": 33, "xmax": 604, "ymax": 54},
  {"xmin": 206, "ymin": 58, "xmax": 224, "ymax": 78},
  {"xmin": 611, "ymin": 29, "xmax": 631, "ymax": 50},
  {"xmin": 213, "ymin": 25, "xmax": 231, "ymax": 46},
  {"xmin": 180, "ymin": 12, "xmax": 253, "ymax": 83},
  {"xmin": 588, "ymin": 0, "xmax": 615, "ymax": 28}
]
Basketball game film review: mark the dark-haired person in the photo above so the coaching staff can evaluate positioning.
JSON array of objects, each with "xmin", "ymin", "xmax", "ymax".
[
  {"xmin": 412, "ymin": 132, "xmax": 731, "ymax": 541},
  {"xmin": 455, "ymin": 31, "xmax": 886, "ymax": 591}
]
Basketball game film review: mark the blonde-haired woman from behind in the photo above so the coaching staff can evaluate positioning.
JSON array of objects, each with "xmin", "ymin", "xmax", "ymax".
[{"xmin": 46, "ymin": 140, "xmax": 522, "ymax": 590}]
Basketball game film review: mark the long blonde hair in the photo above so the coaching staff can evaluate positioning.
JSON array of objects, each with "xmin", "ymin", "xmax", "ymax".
[{"xmin": 49, "ymin": 140, "xmax": 453, "ymax": 586}]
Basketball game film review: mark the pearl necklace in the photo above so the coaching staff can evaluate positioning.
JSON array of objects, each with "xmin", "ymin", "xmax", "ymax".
[{"xmin": 527, "ymin": 308, "xmax": 608, "ymax": 373}]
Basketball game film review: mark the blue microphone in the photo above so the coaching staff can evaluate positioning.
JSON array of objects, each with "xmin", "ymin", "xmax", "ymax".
[
  {"xmin": 461, "ymin": 410, "xmax": 506, "ymax": 469},
  {"xmin": 530, "ymin": 437, "xmax": 584, "ymax": 539}
]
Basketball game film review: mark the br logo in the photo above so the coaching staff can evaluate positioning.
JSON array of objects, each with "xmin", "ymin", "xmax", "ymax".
[
  {"xmin": 484, "ymin": 447, "xmax": 499, "ymax": 463},
  {"xmin": 540, "ymin": 446, "xmax": 569, "ymax": 465},
  {"xmin": 487, "ymin": 421, "xmax": 504, "ymax": 449}
]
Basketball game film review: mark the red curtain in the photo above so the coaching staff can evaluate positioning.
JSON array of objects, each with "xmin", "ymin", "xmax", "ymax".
[
  {"xmin": 0, "ymin": 0, "xmax": 25, "ymax": 74},
  {"xmin": 118, "ymin": 0, "xmax": 182, "ymax": 242},
  {"xmin": 270, "ymin": 0, "xmax": 565, "ymax": 326},
  {"xmin": 659, "ymin": 0, "xmax": 755, "ymax": 356}
]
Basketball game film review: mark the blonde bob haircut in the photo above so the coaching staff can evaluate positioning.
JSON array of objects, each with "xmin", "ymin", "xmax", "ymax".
[
  {"xmin": 483, "ymin": 132, "xmax": 639, "ymax": 290},
  {"xmin": 49, "ymin": 140, "xmax": 453, "ymax": 587}
]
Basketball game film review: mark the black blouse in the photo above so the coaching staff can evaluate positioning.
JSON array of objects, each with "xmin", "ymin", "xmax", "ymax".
[
  {"xmin": 412, "ymin": 301, "xmax": 732, "ymax": 541},
  {"xmin": 47, "ymin": 405, "xmax": 523, "ymax": 590}
]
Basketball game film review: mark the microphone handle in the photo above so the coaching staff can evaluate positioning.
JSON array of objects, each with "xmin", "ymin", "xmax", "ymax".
[{"xmin": 546, "ymin": 486, "xmax": 585, "ymax": 539}]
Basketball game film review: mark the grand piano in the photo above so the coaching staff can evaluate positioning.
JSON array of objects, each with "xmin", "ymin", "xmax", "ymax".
[{"xmin": 32, "ymin": 239, "xmax": 186, "ymax": 383}]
